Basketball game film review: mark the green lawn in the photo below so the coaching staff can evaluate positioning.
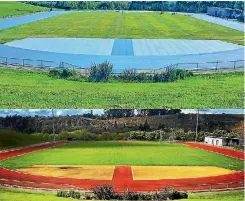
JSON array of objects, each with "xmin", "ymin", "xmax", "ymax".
[
  {"xmin": 0, "ymin": 12, "xmax": 243, "ymax": 44},
  {"xmin": 0, "ymin": 2, "xmax": 48, "ymax": 19},
  {"xmin": 0, "ymin": 68, "xmax": 243, "ymax": 108},
  {"xmin": 188, "ymin": 191, "xmax": 244, "ymax": 201},
  {"xmin": 0, "ymin": 189, "xmax": 243, "ymax": 201},
  {"xmin": 1, "ymin": 141, "xmax": 243, "ymax": 170}
]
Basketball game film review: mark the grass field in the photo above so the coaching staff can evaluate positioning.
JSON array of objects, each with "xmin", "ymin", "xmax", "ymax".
[
  {"xmin": 0, "ymin": 189, "xmax": 243, "ymax": 201},
  {"xmin": 1, "ymin": 142, "xmax": 243, "ymax": 170},
  {"xmin": 0, "ymin": 2, "xmax": 48, "ymax": 19},
  {"xmin": 0, "ymin": 130, "xmax": 50, "ymax": 150},
  {"xmin": 0, "ymin": 68, "xmax": 243, "ymax": 108},
  {"xmin": 0, "ymin": 12, "xmax": 243, "ymax": 44}
]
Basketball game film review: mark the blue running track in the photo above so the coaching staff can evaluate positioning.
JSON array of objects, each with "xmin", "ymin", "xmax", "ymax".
[{"xmin": 0, "ymin": 11, "xmax": 68, "ymax": 30}]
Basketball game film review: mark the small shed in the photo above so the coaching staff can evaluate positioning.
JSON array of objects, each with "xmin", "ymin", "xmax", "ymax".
[{"xmin": 204, "ymin": 136, "xmax": 243, "ymax": 147}]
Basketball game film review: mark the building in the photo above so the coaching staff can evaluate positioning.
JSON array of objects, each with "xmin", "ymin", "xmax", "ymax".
[
  {"xmin": 207, "ymin": 7, "xmax": 244, "ymax": 20},
  {"xmin": 204, "ymin": 136, "xmax": 244, "ymax": 147}
]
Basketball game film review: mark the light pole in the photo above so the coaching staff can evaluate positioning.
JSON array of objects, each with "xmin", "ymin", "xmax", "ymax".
[
  {"xmin": 52, "ymin": 109, "xmax": 55, "ymax": 143},
  {"xmin": 195, "ymin": 109, "xmax": 199, "ymax": 142}
]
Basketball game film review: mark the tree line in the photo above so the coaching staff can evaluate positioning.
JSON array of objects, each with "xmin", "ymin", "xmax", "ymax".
[
  {"xmin": 0, "ymin": 113, "xmax": 243, "ymax": 135},
  {"xmin": 26, "ymin": 1, "xmax": 244, "ymax": 13}
]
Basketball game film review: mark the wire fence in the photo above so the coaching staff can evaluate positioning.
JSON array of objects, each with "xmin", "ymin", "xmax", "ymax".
[
  {"xmin": 0, "ymin": 56, "xmax": 243, "ymax": 76},
  {"xmin": 165, "ymin": 59, "xmax": 244, "ymax": 73},
  {"xmin": 0, "ymin": 56, "xmax": 90, "ymax": 75}
]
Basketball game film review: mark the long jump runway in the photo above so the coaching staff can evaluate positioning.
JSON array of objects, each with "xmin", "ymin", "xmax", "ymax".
[
  {"xmin": 1, "ymin": 38, "xmax": 244, "ymax": 72},
  {"xmin": 0, "ymin": 142, "xmax": 243, "ymax": 192}
]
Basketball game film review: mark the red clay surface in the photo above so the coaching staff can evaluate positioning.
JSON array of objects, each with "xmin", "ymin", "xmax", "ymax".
[{"xmin": 0, "ymin": 142, "xmax": 244, "ymax": 192}]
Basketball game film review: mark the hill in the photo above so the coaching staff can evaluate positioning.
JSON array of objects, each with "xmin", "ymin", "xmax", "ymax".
[
  {"xmin": 0, "ymin": 2, "xmax": 49, "ymax": 19},
  {"xmin": 0, "ymin": 68, "xmax": 243, "ymax": 108},
  {"xmin": 0, "ymin": 130, "xmax": 50, "ymax": 149}
]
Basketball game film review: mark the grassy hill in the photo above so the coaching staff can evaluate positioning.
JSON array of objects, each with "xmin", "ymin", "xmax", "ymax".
[
  {"xmin": 0, "ymin": 2, "xmax": 49, "ymax": 19},
  {"xmin": 0, "ymin": 130, "xmax": 50, "ymax": 149},
  {"xmin": 0, "ymin": 12, "xmax": 243, "ymax": 44},
  {"xmin": 0, "ymin": 68, "xmax": 243, "ymax": 108}
]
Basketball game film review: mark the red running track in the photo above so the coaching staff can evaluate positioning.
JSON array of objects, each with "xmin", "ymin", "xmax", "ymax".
[
  {"xmin": 182, "ymin": 142, "xmax": 244, "ymax": 160},
  {"xmin": 0, "ymin": 142, "xmax": 244, "ymax": 192}
]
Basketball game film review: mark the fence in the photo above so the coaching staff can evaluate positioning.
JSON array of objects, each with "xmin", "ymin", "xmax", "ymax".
[
  {"xmin": 0, "ymin": 56, "xmax": 244, "ymax": 75},
  {"xmin": 0, "ymin": 56, "xmax": 90, "ymax": 75},
  {"xmin": 165, "ymin": 59, "xmax": 244, "ymax": 73}
]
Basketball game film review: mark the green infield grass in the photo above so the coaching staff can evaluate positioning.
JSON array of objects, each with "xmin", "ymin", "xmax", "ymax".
[
  {"xmin": 0, "ymin": 189, "xmax": 243, "ymax": 201},
  {"xmin": 0, "ymin": 2, "xmax": 48, "ymax": 19},
  {"xmin": 0, "ymin": 12, "xmax": 243, "ymax": 44},
  {"xmin": 0, "ymin": 68, "xmax": 243, "ymax": 109},
  {"xmin": 1, "ymin": 141, "xmax": 243, "ymax": 170}
]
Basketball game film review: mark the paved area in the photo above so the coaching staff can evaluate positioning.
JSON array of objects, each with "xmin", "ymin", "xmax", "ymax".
[
  {"xmin": 6, "ymin": 38, "xmax": 242, "ymax": 56},
  {"xmin": 0, "ymin": 11, "xmax": 68, "ymax": 30},
  {"xmin": 189, "ymin": 13, "xmax": 244, "ymax": 32}
]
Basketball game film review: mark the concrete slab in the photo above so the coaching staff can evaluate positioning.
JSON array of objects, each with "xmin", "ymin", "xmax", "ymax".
[{"xmin": 189, "ymin": 13, "xmax": 244, "ymax": 32}]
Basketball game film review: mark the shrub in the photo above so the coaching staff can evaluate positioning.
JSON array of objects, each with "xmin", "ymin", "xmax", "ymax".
[
  {"xmin": 169, "ymin": 190, "xmax": 188, "ymax": 200},
  {"xmin": 92, "ymin": 185, "xmax": 187, "ymax": 200},
  {"xmin": 49, "ymin": 68, "xmax": 75, "ymax": 79},
  {"xmin": 49, "ymin": 69, "xmax": 60, "ymax": 78},
  {"xmin": 119, "ymin": 69, "xmax": 137, "ymax": 81},
  {"xmin": 57, "ymin": 190, "xmax": 81, "ymax": 199},
  {"xmin": 89, "ymin": 61, "xmax": 113, "ymax": 82},
  {"xmin": 60, "ymin": 69, "xmax": 75, "ymax": 79},
  {"xmin": 92, "ymin": 184, "xmax": 117, "ymax": 200}
]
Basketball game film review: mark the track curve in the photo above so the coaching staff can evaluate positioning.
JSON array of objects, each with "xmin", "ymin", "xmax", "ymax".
[{"xmin": 0, "ymin": 142, "xmax": 244, "ymax": 192}]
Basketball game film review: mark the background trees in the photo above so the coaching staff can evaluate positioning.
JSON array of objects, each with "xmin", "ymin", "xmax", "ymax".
[{"xmin": 27, "ymin": 1, "xmax": 244, "ymax": 12}]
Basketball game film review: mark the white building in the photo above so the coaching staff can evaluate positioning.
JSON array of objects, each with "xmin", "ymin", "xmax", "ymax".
[{"xmin": 204, "ymin": 136, "xmax": 243, "ymax": 147}]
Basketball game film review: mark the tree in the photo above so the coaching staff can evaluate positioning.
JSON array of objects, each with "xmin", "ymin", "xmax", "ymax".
[{"xmin": 89, "ymin": 61, "xmax": 113, "ymax": 82}]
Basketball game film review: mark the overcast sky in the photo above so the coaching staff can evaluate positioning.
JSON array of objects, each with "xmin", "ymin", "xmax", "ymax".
[{"xmin": 0, "ymin": 109, "xmax": 243, "ymax": 117}]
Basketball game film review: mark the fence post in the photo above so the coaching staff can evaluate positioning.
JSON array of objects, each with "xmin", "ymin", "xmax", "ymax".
[
  {"xmin": 196, "ymin": 63, "xmax": 199, "ymax": 71},
  {"xmin": 5, "ymin": 57, "xmax": 8, "ymax": 66},
  {"xmin": 40, "ymin": 60, "xmax": 43, "ymax": 67},
  {"xmin": 23, "ymin": 59, "xmax": 25, "ymax": 67},
  {"xmin": 216, "ymin": 62, "xmax": 218, "ymax": 70},
  {"xmin": 233, "ymin": 61, "xmax": 236, "ymax": 69}
]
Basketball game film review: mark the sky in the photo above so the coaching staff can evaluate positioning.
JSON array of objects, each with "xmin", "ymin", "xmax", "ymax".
[{"xmin": 0, "ymin": 109, "xmax": 244, "ymax": 117}]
